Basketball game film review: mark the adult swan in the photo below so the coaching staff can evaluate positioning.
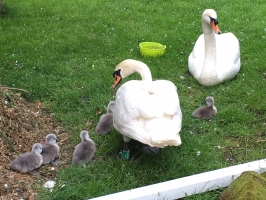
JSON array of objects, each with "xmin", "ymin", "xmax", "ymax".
[
  {"xmin": 188, "ymin": 9, "xmax": 241, "ymax": 86},
  {"xmin": 112, "ymin": 59, "xmax": 182, "ymax": 160}
]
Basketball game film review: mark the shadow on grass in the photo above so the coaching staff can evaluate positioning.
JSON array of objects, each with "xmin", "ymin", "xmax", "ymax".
[{"xmin": 0, "ymin": 2, "xmax": 20, "ymax": 18}]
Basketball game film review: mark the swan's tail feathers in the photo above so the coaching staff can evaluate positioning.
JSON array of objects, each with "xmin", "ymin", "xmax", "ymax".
[{"xmin": 150, "ymin": 134, "xmax": 182, "ymax": 148}]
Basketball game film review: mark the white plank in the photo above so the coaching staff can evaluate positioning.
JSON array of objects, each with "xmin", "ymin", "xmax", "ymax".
[{"xmin": 89, "ymin": 159, "xmax": 266, "ymax": 200}]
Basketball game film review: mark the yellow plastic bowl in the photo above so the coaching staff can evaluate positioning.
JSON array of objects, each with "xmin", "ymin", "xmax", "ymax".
[{"xmin": 139, "ymin": 42, "xmax": 166, "ymax": 57}]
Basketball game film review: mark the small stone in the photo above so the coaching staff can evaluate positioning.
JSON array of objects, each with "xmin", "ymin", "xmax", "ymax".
[{"xmin": 43, "ymin": 180, "xmax": 56, "ymax": 189}]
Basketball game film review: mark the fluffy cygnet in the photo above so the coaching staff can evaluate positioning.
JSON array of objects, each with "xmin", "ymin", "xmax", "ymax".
[
  {"xmin": 72, "ymin": 130, "xmax": 96, "ymax": 164},
  {"xmin": 192, "ymin": 96, "xmax": 217, "ymax": 120},
  {"xmin": 41, "ymin": 133, "xmax": 60, "ymax": 165},
  {"xmin": 96, "ymin": 101, "xmax": 115, "ymax": 135},
  {"xmin": 10, "ymin": 143, "xmax": 43, "ymax": 175}
]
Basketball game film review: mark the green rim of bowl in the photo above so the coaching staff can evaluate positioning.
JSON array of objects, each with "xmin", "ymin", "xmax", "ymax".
[{"xmin": 139, "ymin": 42, "xmax": 166, "ymax": 50}]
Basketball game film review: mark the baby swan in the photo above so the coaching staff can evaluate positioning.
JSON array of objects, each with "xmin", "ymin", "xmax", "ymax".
[
  {"xmin": 72, "ymin": 130, "xmax": 96, "ymax": 164},
  {"xmin": 10, "ymin": 143, "xmax": 43, "ymax": 175},
  {"xmin": 96, "ymin": 101, "xmax": 115, "ymax": 135},
  {"xmin": 41, "ymin": 133, "xmax": 60, "ymax": 165},
  {"xmin": 192, "ymin": 97, "xmax": 217, "ymax": 120}
]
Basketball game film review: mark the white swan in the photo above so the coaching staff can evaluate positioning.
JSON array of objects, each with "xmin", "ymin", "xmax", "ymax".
[
  {"xmin": 112, "ymin": 59, "xmax": 182, "ymax": 159},
  {"xmin": 188, "ymin": 9, "xmax": 240, "ymax": 86}
]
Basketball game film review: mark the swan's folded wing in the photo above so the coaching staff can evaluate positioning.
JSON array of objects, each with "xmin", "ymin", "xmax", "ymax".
[
  {"xmin": 129, "ymin": 80, "xmax": 181, "ymax": 119},
  {"xmin": 113, "ymin": 80, "xmax": 182, "ymax": 147},
  {"xmin": 190, "ymin": 34, "xmax": 205, "ymax": 59},
  {"xmin": 114, "ymin": 80, "xmax": 181, "ymax": 121},
  {"xmin": 216, "ymin": 33, "xmax": 240, "ymax": 65},
  {"xmin": 114, "ymin": 81, "xmax": 148, "ymax": 125},
  {"xmin": 216, "ymin": 33, "xmax": 241, "ymax": 80},
  {"xmin": 188, "ymin": 34, "xmax": 205, "ymax": 78}
]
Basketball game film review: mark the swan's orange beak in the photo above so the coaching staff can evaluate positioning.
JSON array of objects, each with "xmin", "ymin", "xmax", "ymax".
[
  {"xmin": 211, "ymin": 21, "xmax": 221, "ymax": 34},
  {"xmin": 112, "ymin": 75, "xmax": 121, "ymax": 90}
]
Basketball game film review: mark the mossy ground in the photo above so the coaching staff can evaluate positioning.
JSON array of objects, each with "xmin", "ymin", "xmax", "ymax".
[{"xmin": 220, "ymin": 171, "xmax": 266, "ymax": 200}]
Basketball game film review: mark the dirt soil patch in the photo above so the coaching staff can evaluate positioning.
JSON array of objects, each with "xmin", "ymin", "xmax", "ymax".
[{"xmin": 0, "ymin": 88, "xmax": 72, "ymax": 200}]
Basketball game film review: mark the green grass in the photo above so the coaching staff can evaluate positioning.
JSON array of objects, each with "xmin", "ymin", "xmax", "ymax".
[{"xmin": 1, "ymin": 0, "xmax": 266, "ymax": 199}]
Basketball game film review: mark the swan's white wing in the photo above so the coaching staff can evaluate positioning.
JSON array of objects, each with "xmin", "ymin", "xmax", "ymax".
[
  {"xmin": 216, "ymin": 33, "xmax": 241, "ymax": 80},
  {"xmin": 113, "ymin": 80, "xmax": 182, "ymax": 147},
  {"xmin": 188, "ymin": 34, "xmax": 205, "ymax": 78},
  {"xmin": 113, "ymin": 80, "xmax": 154, "ymax": 144},
  {"xmin": 115, "ymin": 80, "xmax": 181, "ymax": 121},
  {"xmin": 216, "ymin": 33, "xmax": 240, "ymax": 63},
  {"xmin": 148, "ymin": 80, "xmax": 180, "ymax": 116}
]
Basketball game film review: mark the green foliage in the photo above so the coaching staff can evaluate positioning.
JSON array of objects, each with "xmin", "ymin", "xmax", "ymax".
[{"xmin": 1, "ymin": 0, "xmax": 266, "ymax": 199}]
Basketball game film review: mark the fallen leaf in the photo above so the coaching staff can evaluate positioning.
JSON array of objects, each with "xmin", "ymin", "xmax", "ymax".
[
  {"xmin": 35, "ymin": 102, "xmax": 41, "ymax": 108},
  {"xmin": 86, "ymin": 120, "xmax": 93, "ymax": 127},
  {"xmin": 29, "ymin": 194, "xmax": 35, "ymax": 200},
  {"xmin": 96, "ymin": 109, "xmax": 102, "ymax": 114}
]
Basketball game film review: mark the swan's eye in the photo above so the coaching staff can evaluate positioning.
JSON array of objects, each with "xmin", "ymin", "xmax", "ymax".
[
  {"xmin": 112, "ymin": 69, "xmax": 121, "ymax": 78},
  {"xmin": 209, "ymin": 16, "xmax": 218, "ymax": 25}
]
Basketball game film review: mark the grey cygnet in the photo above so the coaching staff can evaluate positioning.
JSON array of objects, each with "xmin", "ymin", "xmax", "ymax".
[
  {"xmin": 72, "ymin": 130, "xmax": 96, "ymax": 164},
  {"xmin": 10, "ymin": 143, "xmax": 43, "ymax": 175},
  {"xmin": 192, "ymin": 96, "xmax": 217, "ymax": 120},
  {"xmin": 96, "ymin": 101, "xmax": 115, "ymax": 135},
  {"xmin": 41, "ymin": 133, "xmax": 60, "ymax": 165}
]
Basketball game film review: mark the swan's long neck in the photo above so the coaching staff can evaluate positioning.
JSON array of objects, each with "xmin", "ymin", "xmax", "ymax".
[
  {"xmin": 200, "ymin": 21, "xmax": 218, "ymax": 80},
  {"xmin": 120, "ymin": 59, "xmax": 152, "ymax": 82}
]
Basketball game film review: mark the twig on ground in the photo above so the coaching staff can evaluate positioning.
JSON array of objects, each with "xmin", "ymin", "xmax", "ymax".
[
  {"xmin": 0, "ymin": 86, "xmax": 29, "ymax": 93},
  {"xmin": 58, "ymin": 136, "xmax": 70, "ymax": 144}
]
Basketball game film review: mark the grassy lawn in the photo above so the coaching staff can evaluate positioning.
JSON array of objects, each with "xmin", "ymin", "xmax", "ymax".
[{"xmin": 1, "ymin": 0, "xmax": 266, "ymax": 199}]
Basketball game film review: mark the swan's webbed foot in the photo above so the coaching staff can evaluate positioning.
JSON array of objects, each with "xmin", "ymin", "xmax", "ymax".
[
  {"xmin": 117, "ymin": 142, "xmax": 139, "ymax": 161},
  {"xmin": 122, "ymin": 150, "xmax": 130, "ymax": 160},
  {"xmin": 117, "ymin": 142, "xmax": 130, "ymax": 160},
  {"xmin": 142, "ymin": 145, "xmax": 160, "ymax": 154}
]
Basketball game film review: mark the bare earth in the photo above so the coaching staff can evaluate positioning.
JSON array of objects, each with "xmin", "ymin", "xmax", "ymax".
[{"xmin": 0, "ymin": 88, "xmax": 72, "ymax": 200}]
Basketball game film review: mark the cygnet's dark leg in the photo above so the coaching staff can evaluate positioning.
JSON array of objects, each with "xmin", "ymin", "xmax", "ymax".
[
  {"xmin": 51, "ymin": 159, "xmax": 60, "ymax": 165},
  {"xmin": 142, "ymin": 145, "xmax": 160, "ymax": 154},
  {"xmin": 29, "ymin": 170, "xmax": 40, "ymax": 175}
]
